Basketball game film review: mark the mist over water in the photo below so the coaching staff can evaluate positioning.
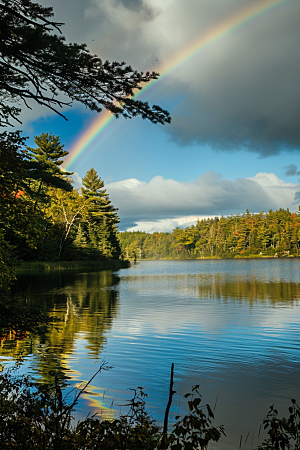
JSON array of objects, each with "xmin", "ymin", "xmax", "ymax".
[{"xmin": 1, "ymin": 259, "xmax": 300, "ymax": 449}]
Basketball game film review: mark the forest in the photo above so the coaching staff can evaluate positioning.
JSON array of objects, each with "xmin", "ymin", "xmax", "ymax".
[
  {"xmin": 119, "ymin": 208, "xmax": 300, "ymax": 260},
  {"xmin": 0, "ymin": 0, "xmax": 170, "ymax": 294},
  {"xmin": 0, "ymin": 131, "xmax": 123, "ymax": 292},
  {"xmin": 1, "ymin": 2, "xmax": 300, "ymax": 448},
  {"xmin": 2, "ymin": 129, "xmax": 300, "ymax": 296}
]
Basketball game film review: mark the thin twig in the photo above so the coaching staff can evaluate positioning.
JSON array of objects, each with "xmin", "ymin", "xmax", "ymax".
[{"xmin": 160, "ymin": 363, "xmax": 176, "ymax": 449}]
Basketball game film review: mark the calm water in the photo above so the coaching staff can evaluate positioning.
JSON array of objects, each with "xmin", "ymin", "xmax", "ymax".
[{"xmin": 1, "ymin": 259, "xmax": 300, "ymax": 449}]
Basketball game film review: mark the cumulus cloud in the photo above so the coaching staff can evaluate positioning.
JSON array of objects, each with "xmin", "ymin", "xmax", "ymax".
[
  {"xmin": 106, "ymin": 172, "xmax": 300, "ymax": 231},
  {"xmin": 126, "ymin": 216, "xmax": 216, "ymax": 233}
]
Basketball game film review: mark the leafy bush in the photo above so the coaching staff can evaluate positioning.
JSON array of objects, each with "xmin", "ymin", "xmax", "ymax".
[
  {"xmin": 255, "ymin": 400, "xmax": 300, "ymax": 450},
  {"xmin": 0, "ymin": 363, "xmax": 299, "ymax": 450},
  {"xmin": 0, "ymin": 363, "xmax": 161, "ymax": 450},
  {"xmin": 164, "ymin": 385, "xmax": 225, "ymax": 450}
]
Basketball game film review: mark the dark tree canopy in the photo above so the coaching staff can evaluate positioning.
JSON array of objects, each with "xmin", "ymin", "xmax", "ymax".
[
  {"xmin": 0, "ymin": 130, "xmax": 27, "ymax": 197},
  {"xmin": 26, "ymin": 133, "xmax": 73, "ymax": 192},
  {"xmin": 0, "ymin": 0, "xmax": 171, "ymax": 126}
]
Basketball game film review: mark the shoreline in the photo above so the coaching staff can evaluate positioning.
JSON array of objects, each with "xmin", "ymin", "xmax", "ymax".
[
  {"xmin": 16, "ymin": 259, "xmax": 131, "ymax": 272},
  {"xmin": 129, "ymin": 254, "xmax": 297, "ymax": 261}
]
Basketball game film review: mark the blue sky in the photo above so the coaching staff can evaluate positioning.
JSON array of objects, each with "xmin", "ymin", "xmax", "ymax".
[{"xmin": 17, "ymin": 0, "xmax": 300, "ymax": 231}]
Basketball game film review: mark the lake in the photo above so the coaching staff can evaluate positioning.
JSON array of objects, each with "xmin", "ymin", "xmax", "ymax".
[{"xmin": 1, "ymin": 259, "xmax": 300, "ymax": 449}]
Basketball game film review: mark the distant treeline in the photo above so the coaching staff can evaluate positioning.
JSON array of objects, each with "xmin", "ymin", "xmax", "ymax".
[{"xmin": 119, "ymin": 209, "xmax": 300, "ymax": 259}]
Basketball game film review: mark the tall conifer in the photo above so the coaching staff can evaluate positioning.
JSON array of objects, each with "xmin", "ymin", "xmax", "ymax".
[{"xmin": 81, "ymin": 168, "xmax": 121, "ymax": 259}]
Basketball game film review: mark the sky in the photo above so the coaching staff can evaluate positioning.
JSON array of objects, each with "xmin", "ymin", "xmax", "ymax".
[{"xmin": 16, "ymin": 0, "xmax": 300, "ymax": 232}]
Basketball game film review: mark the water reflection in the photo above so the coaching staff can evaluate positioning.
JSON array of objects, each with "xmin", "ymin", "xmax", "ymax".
[
  {"xmin": 196, "ymin": 273, "xmax": 300, "ymax": 303},
  {"xmin": 1, "ymin": 270, "xmax": 120, "ymax": 386},
  {"xmin": 1, "ymin": 260, "xmax": 300, "ymax": 449}
]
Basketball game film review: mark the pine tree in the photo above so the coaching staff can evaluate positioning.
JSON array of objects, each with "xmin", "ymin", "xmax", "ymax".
[
  {"xmin": 81, "ymin": 168, "xmax": 121, "ymax": 259},
  {"xmin": 26, "ymin": 133, "xmax": 73, "ymax": 210},
  {"xmin": 74, "ymin": 224, "xmax": 87, "ymax": 248},
  {"xmin": 81, "ymin": 168, "xmax": 106, "ymax": 212},
  {"xmin": 0, "ymin": 0, "xmax": 170, "ymax": 127},
  {"xmin": 27, "ymin": 133, "xmax": 73, "ymax": 190}
]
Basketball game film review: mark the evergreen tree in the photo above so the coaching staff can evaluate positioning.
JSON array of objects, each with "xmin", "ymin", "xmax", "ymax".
[
  {"xmin": 27, "ymin": 133, "xmax": 73, "ymax": 192},
  {"xmin": 0, "ymin": 0, "xmax": 170, "ymax": 127},
  {"xmin": 74, "ymin": 224, "xmax": 87, "ymax": 248},
  {"xmin": 26, "ymin": 133, "xmax": 73, "ymax": 213},
  {"xmin": 81, "ymin": 168, "xmax": 106, "ymax": 207},
  {"xmin": 81, "ymin": 168, "xmax": 118, "ymax": 224},
  {"xmin": 73, "ymin": 224, "xmax": 89, "ymax": 260},
  {"xmin": 81, "ymin": 168, "xmax": 121, "ymax": 259}
]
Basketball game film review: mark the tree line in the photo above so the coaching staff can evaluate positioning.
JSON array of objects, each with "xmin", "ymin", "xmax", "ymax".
[
  {"xmin": 0, "ymin": 131, "xmax": 122, "ymax": 291},
  {"xmin": 119, "ymin": 208, "xmax": 300, "ymax": 260}
]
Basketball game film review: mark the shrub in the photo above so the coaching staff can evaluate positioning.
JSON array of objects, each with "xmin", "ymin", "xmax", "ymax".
[{"xmin": 1, "ymin": 363, "xmax": 298, "ymax": 450}]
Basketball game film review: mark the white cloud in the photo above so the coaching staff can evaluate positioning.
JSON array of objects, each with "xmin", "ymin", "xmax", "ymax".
[
  {"xmin": 111, "ymin": 276, "xmax": 300, "ymax": 334},
  {"xmin": 249, "ymin": 172, "xmax": 298, "ymax": 209},
  {"xmin": 70, "ymin": 172, "xmax": 83, "ymax": 189},
  {"xmin": 106, "ymin": 172, "xmax": 300, "ymax": 232},
  {"xmin": 249, "ymin": 173, "xmax": 295, "ymax": 188},
  {"xmin": 126, "ymin": 216, "xmax": 215, "ymax": 233}
]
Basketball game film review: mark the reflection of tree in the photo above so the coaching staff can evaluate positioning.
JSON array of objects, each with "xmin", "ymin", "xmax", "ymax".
[
  {"xmin": 0, "ymin": 269, "xmax": 120, "ymax": 384},
  {"xmin": 196, "ymin": 273, "xmax": 300, "ymax": 304}
]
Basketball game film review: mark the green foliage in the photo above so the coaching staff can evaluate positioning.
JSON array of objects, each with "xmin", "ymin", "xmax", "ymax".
[
  {"xmin": 17, "ymin": 260, "xmax": 129, "ymax": 271},
  {"xmin": 40, "ymin": 173, "xmax": 122, "ymax": 261},
  {"xmin": 256, "ymin": 400, "xmax": 300, "ymax": 450},
  {"xmin": 0, "ymin": 132, "xmax": 30, "ymax": 252},
  {"xmin": 163, "ymin": 385, "xmax": 225, "ymax": 450},
  {"xmin": 78, "ymin": 387, "xmax": 161, "ymax": 450},
  {"xmin": 0, "ymin": 132, "xmax": 27, "ymax": 288},
  {"xmin": 0, "ymin": 131, "xmax": 28, "ymax": 201},
  {"xmin": 81, "ymin": 168, "xmax": 118, "ymax": 222},
  {"xmin": 27, "ymin": 133, "xmax": 73, "ymax": 196},
  {"xmin": 119, "ymin": 231, "xmax": 177, "ymax": 260},
  {"xmin": 0, "ymin": 364, "xmax": 300, "ymax": 450},
  {"xmin": 82, "ymin": 167, "xmax": 105, "ymax": 198},
  {"xmin": 119, "ymin": 209, "xmax": 300, "ymax": 260},
  {"xmin": 80, "ymin": 168, "xmax": 121, "ymax": 260},
  {"xmin": 0, "ymin": 365, "xmax": 160, "ymax": 450},
  {"xmin": 0, "ymin": 131, "xmax": 122, "ymax": 266},
  {"xmin": 0, "ymin": 0, "xmax": 170, "ymax": 127},
  {"xmin": 0, "ymin": 365, "xmax": 223, "ymax": 450},
  {"xmin": 0, "ymin": 230, "xmax": 16, "ymax": 292}
]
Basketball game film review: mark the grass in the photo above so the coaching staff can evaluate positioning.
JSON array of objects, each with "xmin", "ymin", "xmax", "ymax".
[{"xmin": 16, "ymin": 259, "xmax": 130, "ymax": 272}]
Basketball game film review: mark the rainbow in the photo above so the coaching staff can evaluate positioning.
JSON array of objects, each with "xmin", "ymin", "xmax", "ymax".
[
  {"xmin": 63, "ymin": 110, "xmax": 115, "ymax": 170},
  {"xmin": 63, "ymin": 0, "xmax": 291, "ymax": 170}
]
